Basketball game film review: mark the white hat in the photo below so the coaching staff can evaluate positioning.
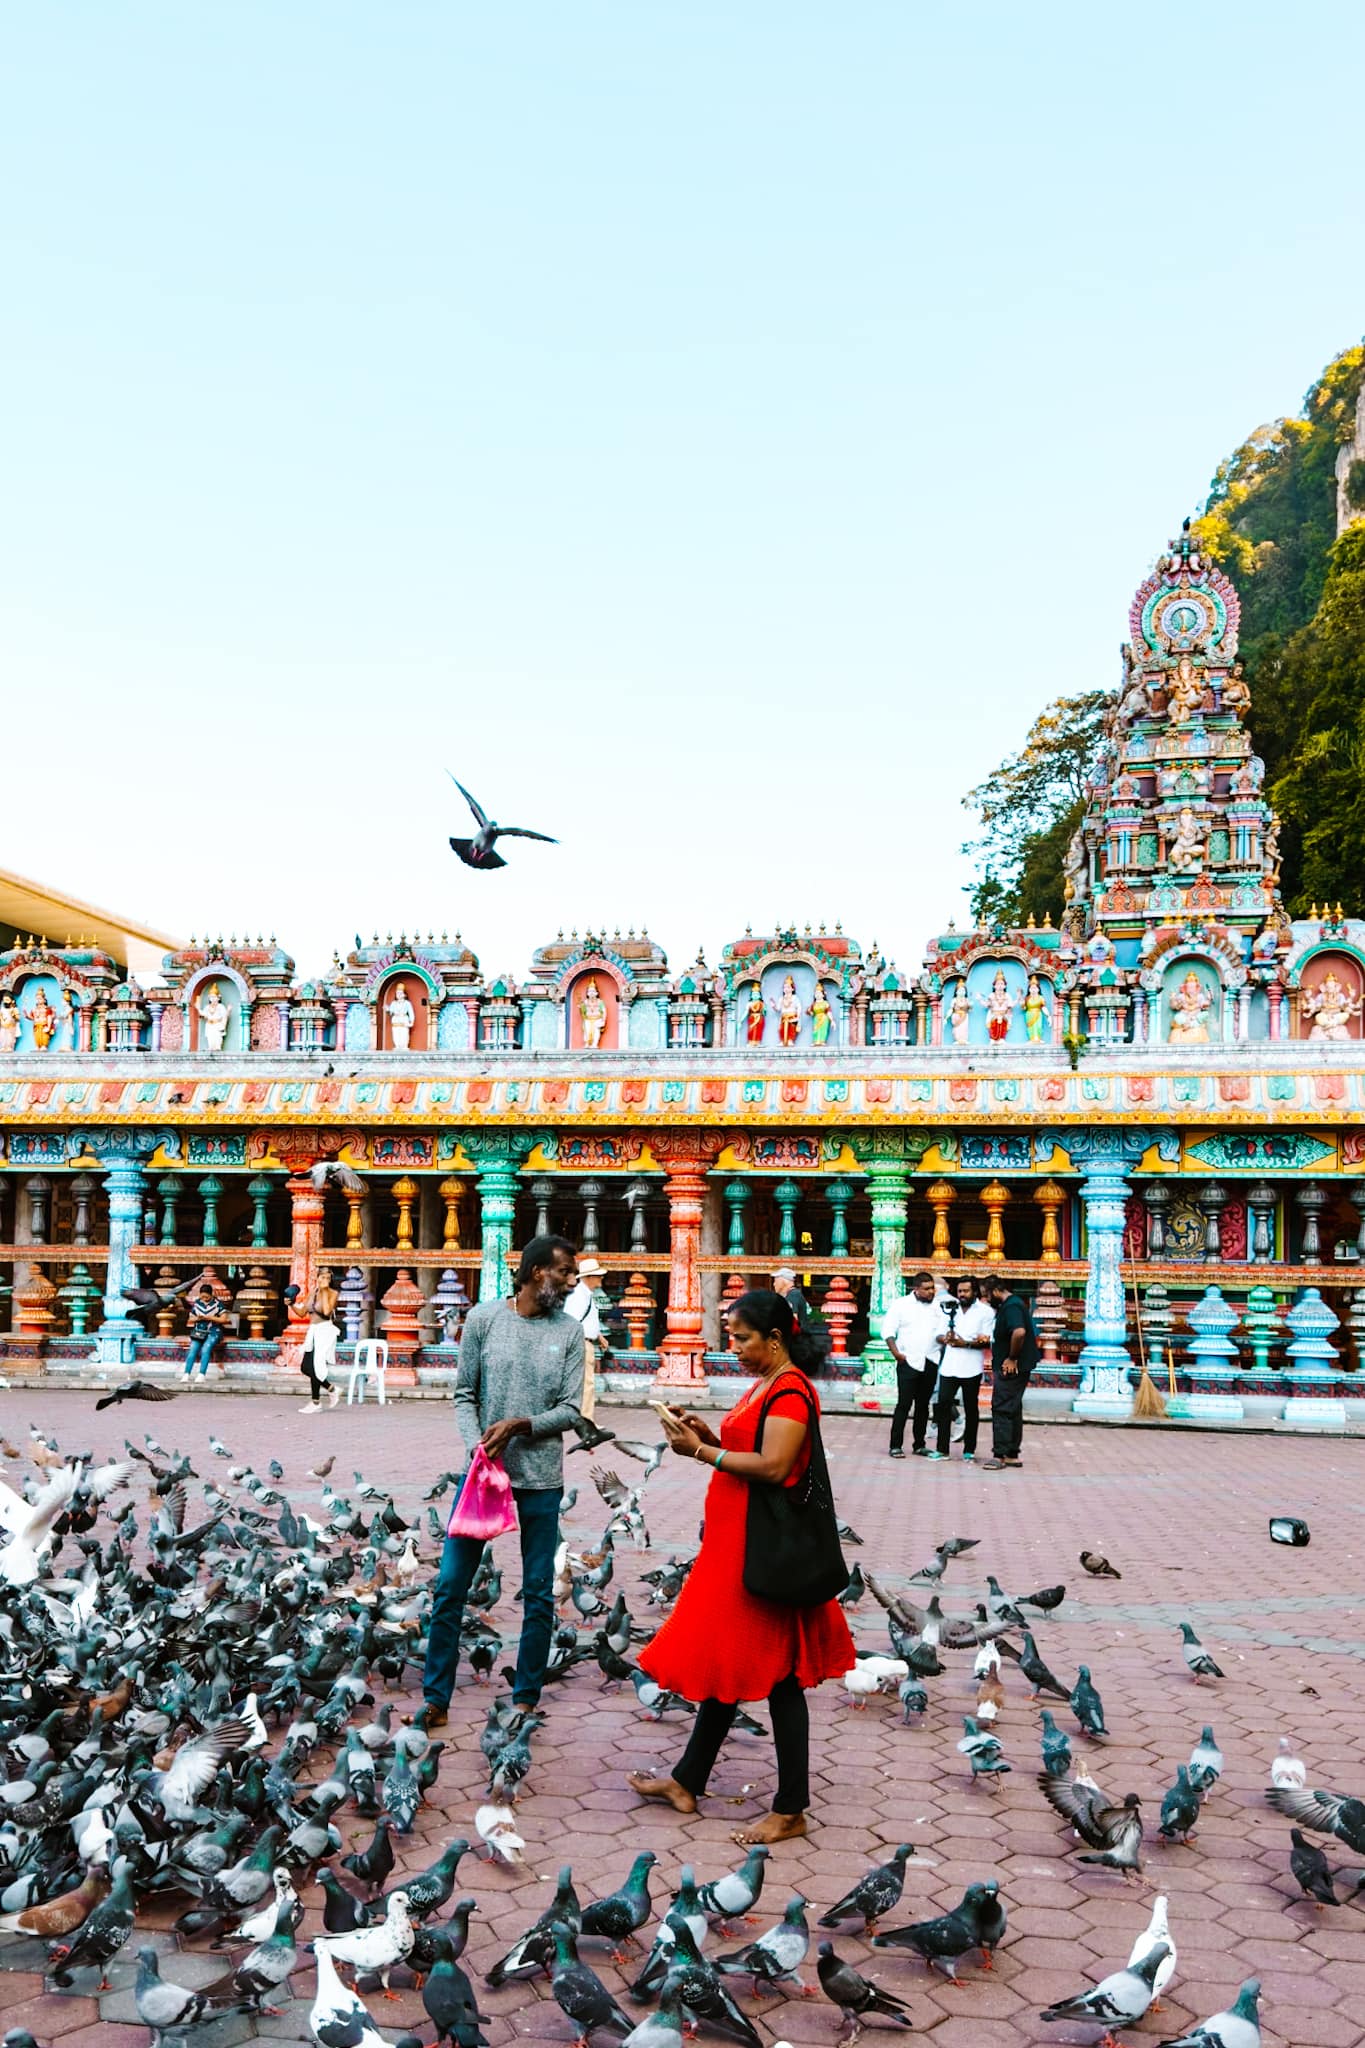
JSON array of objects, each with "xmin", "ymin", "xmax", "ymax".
[{"xmin": 577, "ymin": 1257, "xmax": 607, "ymax": 1278}]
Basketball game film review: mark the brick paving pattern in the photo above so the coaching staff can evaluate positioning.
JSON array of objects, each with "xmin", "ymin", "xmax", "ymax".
[{"xmin": 2, "ymin": 1386, "xmax": 1363, "ymax": 2047}]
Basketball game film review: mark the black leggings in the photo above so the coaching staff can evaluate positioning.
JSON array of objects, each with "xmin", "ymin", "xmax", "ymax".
[
  {"xmin": 301, "ymin": 1358, "xmax": 329, "ymax": 1401},
  {"xmin": 673, "ymin": 1673, "xmax": 809, "ymax": 1815}
]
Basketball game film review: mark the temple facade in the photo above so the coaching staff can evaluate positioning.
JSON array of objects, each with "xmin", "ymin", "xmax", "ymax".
[{"xmin": 2, "ymin": 532, "xmax": 1364, "ymax": 1424}]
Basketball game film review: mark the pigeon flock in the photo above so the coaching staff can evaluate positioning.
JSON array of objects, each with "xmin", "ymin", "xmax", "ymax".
[{"xmin": 0, "ymin": 1396, "xmax": 1342, "ymax": 2048}]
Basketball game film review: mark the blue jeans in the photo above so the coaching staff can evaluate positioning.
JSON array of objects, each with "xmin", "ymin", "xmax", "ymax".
[
  {"xmin": 184, "ymin": 1326, "xmax": 222, "ymax": 1376},
  {"xmin": 423, "ymin": 1484, "xmax": 561, "ymax": 1708}
]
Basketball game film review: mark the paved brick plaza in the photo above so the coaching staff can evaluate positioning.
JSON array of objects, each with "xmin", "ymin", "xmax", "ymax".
[{"xmin": 3, "ymin": 1388, "xmax": 1363, "ymax": 2048}]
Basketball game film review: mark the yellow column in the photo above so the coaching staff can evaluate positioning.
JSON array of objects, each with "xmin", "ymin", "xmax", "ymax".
[
  {"xmin": 926, "ymin": 1180, "xmax": 955, "ymax": 1262},
  {"xmin": 1034, "ymin": 1178, "xmax": 1065, "ymax": 1263},
  {"xmin": 393, "ymin": 1176, "xmax": 418, "ymax": 1252},
  {"xmin": 981, "ymin": 1180, "xmax": 1010, "ymax": 1262}
]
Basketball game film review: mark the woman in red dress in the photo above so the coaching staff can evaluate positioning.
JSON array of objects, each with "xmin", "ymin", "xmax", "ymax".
[{"xmin": 628, "ymin": 1290, "xmax": 854, "ymax": 1844}]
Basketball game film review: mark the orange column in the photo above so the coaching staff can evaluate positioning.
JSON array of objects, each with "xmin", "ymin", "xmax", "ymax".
[
  {"xmin": 652, "ymin": 1132, "xmax": 723, "ymax": 1386},
  {"xmin": 276, "ymin": 1173, "xmax": 326, "ymax": 1376}
]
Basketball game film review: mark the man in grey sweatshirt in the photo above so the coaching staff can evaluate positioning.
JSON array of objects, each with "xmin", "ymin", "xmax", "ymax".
[{"xmin": 423, "ymin": 1234, "xmax": 584, "ymax": 1720}]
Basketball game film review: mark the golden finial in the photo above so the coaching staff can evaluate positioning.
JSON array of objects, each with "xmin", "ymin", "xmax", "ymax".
[
  {"xmin": 1026, "ymin": 912, "xmax": 1036, "ymax": 929},
  {"xmin": 1310, "ymin": 903, "xmax": 1320, "ymax": 921},
  {"xmin": 1043, "ymin": 911, "xmax": 1053, "ymax": 928},
  {"xmin": 1335, "ymin": 902, "xmax": 1344, "ymax": 921}
]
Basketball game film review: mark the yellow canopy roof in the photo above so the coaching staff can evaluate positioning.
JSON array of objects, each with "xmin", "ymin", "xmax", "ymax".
[{"xmin": 0, "ymin": 862, "xmax": 180, "ymax": 979}]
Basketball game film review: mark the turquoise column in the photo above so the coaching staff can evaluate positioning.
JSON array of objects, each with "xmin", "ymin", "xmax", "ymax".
[
  {"xmin": 1043, "ymin": 1126, "xmax": 1177, "ymax": 1418},
  {"xmin": 825, "ymin": 1178, "xmax": 853, "ymax": 1257},
  {"xmin": 198, "ymin": 1175, "xmax": 223, "ymax": 1247},
  {"xmin": 463, "ymin": 1132, "xmax": 542, "ymax": 1302},
  {"xmin": 73, "ymin": 1127, "xmax": 180, "ymax": 1364},
  {"xmin": 247, "ymin": 1174, "xmax": 274, "ymax": 1248},
  {"xmin": 723, "ymin": 1178, "xmax": 749, "ymax": 1260},
  {"xmin": 845, "ymin": 1133, "xmax": 928, "ymax": 1390},
  {"xmin": 773, "ymin": 1179, "xmax": 800, "ymax": 1261}
]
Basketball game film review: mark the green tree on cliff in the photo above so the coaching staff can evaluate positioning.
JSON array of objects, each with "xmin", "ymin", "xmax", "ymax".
[{"xmin": 962, "ymin": 690, "xmax": 1111, "ymax": 926}]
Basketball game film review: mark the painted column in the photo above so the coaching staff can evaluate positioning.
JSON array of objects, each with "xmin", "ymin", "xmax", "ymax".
[
  {"xmin": 773, "ymin": 1179, "xmax": 800, "ymax": 1261},
  {"xmin": 579, "ymin": 1179, "xmax": 603, "ymax": 1253},
  {"xmin": 464, "ymin": 1132, "xmax": 541, "ymax": 1302},
  {"xmin": 247, "ymin": 1174, "xmax": 274, "ymax": 1248},
  {"xmin": 286, "ymin": 1174, "xmax": 326, "ymax": 1300},
  {"xmin": 198, "ymin": 1175, "xmax": 223, "ymax": 1247},
  {"xmin": 74, "ymin": 1127, "xmax": 180, "ymax": 1365},
  {"xmin": 825, "ymin": 1178, "xmax": 853, "ymax": 1258},
  {"xmin": 652, "ymin": 1131, "xmax": 723, "ymax": 1385},
  {"xmin": 723, "ymin": 1178, "xmax": 750, "ymax": 1261},
  {"xmin": 1042, "ymin": 1126, "xmax": 1178, "ymax": 1419},
  {"xmin": 859, "ymin": 1160, "xmax": 911, "ymax": 1389}
]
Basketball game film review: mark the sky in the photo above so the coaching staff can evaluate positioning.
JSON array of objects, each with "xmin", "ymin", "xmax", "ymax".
[{"xmin": 3, "ymin": 3, "xmax": 1363, "ymax": 986}]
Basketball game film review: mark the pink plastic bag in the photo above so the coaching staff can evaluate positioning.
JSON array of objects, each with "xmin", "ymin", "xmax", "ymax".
[{"xmin": 446, "ymin": 1444, "xmax": 518, "ymax": 1541}]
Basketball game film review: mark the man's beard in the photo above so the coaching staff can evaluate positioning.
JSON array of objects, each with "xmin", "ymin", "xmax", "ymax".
[{"xmin": 536, "ymin": 1276, "xmax": 561, "ymax": 1312}]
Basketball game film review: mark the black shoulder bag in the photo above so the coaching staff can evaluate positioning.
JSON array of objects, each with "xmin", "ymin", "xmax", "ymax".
[{"xmin": 742, "ymin": 1377, "xmax": 849, "ymax": 1608}]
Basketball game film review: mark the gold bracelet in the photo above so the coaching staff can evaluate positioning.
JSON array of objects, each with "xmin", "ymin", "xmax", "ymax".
[{"xmin": 694, "ymin": 1444, "xmax": 707, "ymax": 1461}]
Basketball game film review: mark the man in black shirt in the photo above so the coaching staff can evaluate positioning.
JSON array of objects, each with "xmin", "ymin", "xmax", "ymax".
[
  {"xmin": 980, "ymin": 1280, "xmax": 1039, "ymax": 1470},
  {"xmin": 772, "ymin": 1268, "xmax": 811, "ymax": 1329}
]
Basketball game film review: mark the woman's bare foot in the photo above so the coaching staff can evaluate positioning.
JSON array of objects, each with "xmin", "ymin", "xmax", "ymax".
[
  {"xmin": 732, "ymin": 1811, "xmax": 808, "ymax": 1847},
  {"xmin": 627, "ymin": 1771, "xmax": 697, "ymax": 1815}
]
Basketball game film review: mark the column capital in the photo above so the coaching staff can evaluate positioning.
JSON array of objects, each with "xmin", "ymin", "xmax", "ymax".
[
  {"xmin": 839, "ymin": 1129, "xmax": 931, "ymax": 1169},
  {"xmin": 248, "ymin": 1127, "xmax": 365, "ymax": 1175},
  {"xmin": 649, "ymin": 1129, "xmax": 726, "ymax": 1174},
  {"xmin": 461, "ymin": 1129, "xmax": 544, "ymax": 1175},
  {"xmin": 72, "ymin": 1126, "xmax": 180, "ymax": 1168},
  {"xmin": 1038, "ymin": 1125, "xmax": 1179, "ymax": 1174}
]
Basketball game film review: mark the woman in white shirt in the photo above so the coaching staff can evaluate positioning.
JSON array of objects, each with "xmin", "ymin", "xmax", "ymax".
[{"xmin": 929, "ymin": 1276, "xmax": 995, "ymax": 1461}]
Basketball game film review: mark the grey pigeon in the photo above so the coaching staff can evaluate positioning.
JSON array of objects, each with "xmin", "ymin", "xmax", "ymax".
[
  {"xmin": 1156, "ymin": 1976, "xmax": 1260, "ymax": 2048},
  {"xmin": 1071, "ymin": 1665, "xmax": 1107, "ymax": 1738},
  {"xmin": 818, "ymin": 1845, "xmax": 914, "ymax": 1932},
  {"xmin": 817, "ymin": 1941, "xmax": 913, "ymax": 2036},
  {"xmin": 1041, "ymin": 1942, "xmax": 1170, "ymax": 2030},
  {"xmin": 1289, "ymin": 1829, "xmax": 1338, "ymax": 1906},
  {"xmin": 957, "ymin": 1715, "xmax": 1011, "ymax": 1783},
  {"xmin": 1159, "ymin": 1766, "xmax": 1204, "ymax": 1844},
  {"xmin": 1267, "ymin": 1785, "xmax": 1365, "ymax": 1856},
  {"xmin": 549, "ymin": 1923, "xmax": 632, "ymax": 2042},
  {"xmin": 715, "ymin": 1893, "xmax": 810, "ymax": 1993},
  {"xmin": 696, "ymin": 1845, "xmax": 768, "ymax": 1929},
  {"xmin": 1180, "ymin": 1622, "xmax": 1224, "ymax": 1682},
  {"xmin": 1189, "ymin": 1725, "xmax": 1224, "ymax": 1790},
  {"xmin": 1040, "ymin": 1709, "xmax": 1072, "ymax": 1779},
  {"xmin": 871, "ymin": 1880, "xmax": 1001, "ymax": 1979}
]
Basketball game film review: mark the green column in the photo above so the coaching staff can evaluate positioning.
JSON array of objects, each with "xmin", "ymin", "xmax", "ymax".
[
  {"xmin": 860, "ymin": 1158, "xmax": 911, "ymax": 1388},
  {"xmin": 198, "ymin": 1175, "xmax": 223, "ymax": 1247},
  {"xmin": 773, "ymin": 1179, "xmax": 801, "ymax": 1260},
  {"xmin": 247, "ymin": 1174, "xmax": 274, "ymax": 1248},
  {"xmin": 825, "ymin": 1177, "xmax": 853, "ymax": 1257},
  {"xmin": 462, "ymin": 1132, "xmax": 543, "ymax": 1301},
  {"xmin": 158, "ymin": 1173, "xmax": 181, "ymax": 1245},
  {"xmin": 723, "ymin": 1178, "xmax": 749, "ymax": 1259}
]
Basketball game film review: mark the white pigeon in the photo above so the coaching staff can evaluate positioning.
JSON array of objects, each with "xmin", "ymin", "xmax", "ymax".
[
  {"xmin": 973, "ymin": 1640, "xmax": 1002, "ymax": 1678},
  {"xmin": 1127, "ymin": 1893, "xmax": 1176, "ymax": 2002},
  {"xmin": 314, "ymin": 1889, "xmax": 414, "ymax": 1991},
  {"xmin": 236, "ymin": 1868, "xmax": 298, "ymax": 1947},
  {"xmin": 858, "ymin": 1654, "xmax": 909, "ymax": 1688},
  {"xmin": 842, "ymin": 1665, "xmax": 881, "ymax": 1708},
  {"xmin": 475, "ymin": 1802, "xmax": 525, "ymax": 1865},
  {"xmin": 0, "ymin": 1465, "xmax": 81, "ymax": 1585},
  {"xmin": 71, "ymin": 1805, "xmax": 115, "ymax": 1866},
  {"xmin": 308, "ymin": 1941, "xmax": 394, "ymax": 2048},
  {"xmin": 237, "ymin": 1693, "xmax": 270, "ymax": 1753},
  {"xmin": 1270, "ymin": 1736, "xmax": 1306, "ymax": 1790}
]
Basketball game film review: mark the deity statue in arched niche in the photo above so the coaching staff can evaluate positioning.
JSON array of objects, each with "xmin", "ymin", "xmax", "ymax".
[
  {"xmin": 1023, "ymin": 975, "xmax": 1048, "ymax": 1043},
  {"xmin": 24, "ymin": 986, "xmax": 68, "ymax": 1050},
  {"xmin": 980, "ymin": 967, "xmax": 1018, "ymax": 1043},
  {"xmin": 385, "ymin": 980, "xmax": 416, "ymax": 1052},
  {"xmin": 946, "ymin": 983, "xmax": 972, "ymax": 1046},
  {"xmin": 1168, "ymin": 968, "xmax": 1214, "ymax": 1045},
  {"xmin": 1166, "ymin": 652, "xmax": 1206, "ymax": 725},
  {"xmin": 773, "ymin": 974, "xmax": 801, "ymax": 1047},
  {"xmin": 1167, "ymin": 807, "xmax": 1206, "ymax": 875},
  {"xmin": 578, "ymin": 977, "xmax": 608, "ymax": 1049},
  {"xmin": 1303, "ymin": 969, "xmax": 1362, "ymax": 1042},
  {"xmin": 195, "ymin": 980, "xmax": 230, "ymax": 1052},
  {"xmin": 0, "ymin": 996, "xmax": 18, "ymax": 1053},
  {"xmin": 809, "ymin": 985, "xmax": 833, "ymax": 1046},
  {"xmin": 744, "ymin": 986, "xmax": 766, "ymax": 1045}
]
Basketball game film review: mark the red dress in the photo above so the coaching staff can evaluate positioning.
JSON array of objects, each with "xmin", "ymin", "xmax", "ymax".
[{"xmin": 639, "ymin": 1368, "xmax": 855, "ymax": 1704}]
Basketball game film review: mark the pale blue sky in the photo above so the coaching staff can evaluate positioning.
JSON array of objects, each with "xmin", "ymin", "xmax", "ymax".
[{"xmin": 3, "ymin": 4, "xmax": 1361, "ymax": 986}]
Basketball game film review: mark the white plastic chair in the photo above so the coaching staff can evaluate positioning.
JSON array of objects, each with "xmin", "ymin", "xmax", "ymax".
[{"xmin": 347, "ymin": 1338, "xmax": 389, "ymax": 1405}]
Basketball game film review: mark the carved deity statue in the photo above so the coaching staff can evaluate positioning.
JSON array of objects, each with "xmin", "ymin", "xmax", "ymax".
[
  {"xmin": 980, "ymin": 967, "xmax": 1018, "ymax": 1043},
  {"xmin": 1263, "ymin": 817, "xmax": 1282, "ymax": 884},
  {"xmin": 23, "ymin": 987, "xmax": 67, "ymax": 1050},
  {"xmin": 1063, "ymin": 829, "xmax": 1088, "ymax": 902},
  {"xmin": 809, "ymin": 987, "xmax": 833, "ymax": 1047},
  {"xmin": 745, "ymin": 988, "xmax": 766, "ymax": 1045},
  {"xmin": 0, "ymin": 996, "xmax": 18, "ymax": 1053},
  {"xmin": 385, "ymin": 981, "xmax": 416, "ymax": 1051},
  {"xmin": 774, "ymin": 975, "xmax": 801, "ymax": 1047},
  {"xmin": 195, "ymin": 980, "xmax": 230, "ymax": 1052},
  {"xmin": 1023, "ymin": 974, "xmax": 1048, "ymax": 1043},
  {"xmin": 1221, "ymin": 658, "xmax": 1250, "ymax": 716},
  {"xmin": 1165, "ymin": 652, "xmax": 1206, "ymax": 725},
  {"xmin": 1166, "ymin": 807, "xmax": 1206, "ymax": 875},
  {"xmin": 1302, "ymin": 970, "xmax": 1362, "ymax": 1042},
  {"xmin": 1168, "ymin": 968, "xmax": 1214, "ymax": 1044},
  {"xmin": 578, "ymin": 977, "xmax": 608, "ymax": 1049},
  {"xmin": 946, "ymin": 983, "xmax": 972, "ymax": 1046}
]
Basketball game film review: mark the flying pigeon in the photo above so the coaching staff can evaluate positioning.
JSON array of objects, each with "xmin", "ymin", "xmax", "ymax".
[{"xmin": 447, "ymin": 774, "xmax": 557, "ymax": 870}]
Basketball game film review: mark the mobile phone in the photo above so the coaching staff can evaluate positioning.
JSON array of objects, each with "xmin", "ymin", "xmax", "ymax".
[{"xmin": 648, "ymin": 1399, "xmax": 682, "ymax": 1421}]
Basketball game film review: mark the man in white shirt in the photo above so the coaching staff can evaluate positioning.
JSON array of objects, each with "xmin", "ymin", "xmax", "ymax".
[
  {"xmin": 563, "ymin": 1256, "xmax": 607, "ymax": 1420},
  {"xmin": 929, "ymin": 1275, "xmax": 995, "ymax": 1462},
  {"xmin": 883, "ymin": 1270, "xmax": 947, "ymax": 1458}
]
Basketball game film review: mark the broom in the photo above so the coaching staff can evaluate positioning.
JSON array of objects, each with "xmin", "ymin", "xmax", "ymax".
[{"xmin": 1128, "ymin": 1261, "xmax": 1167, "ymax": 1419}]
